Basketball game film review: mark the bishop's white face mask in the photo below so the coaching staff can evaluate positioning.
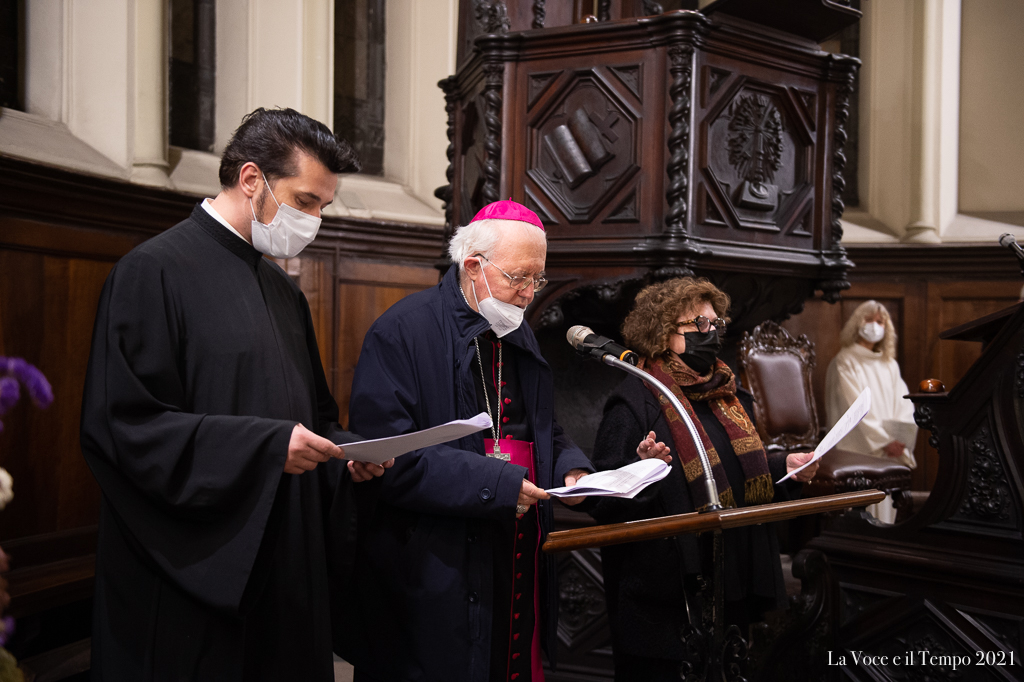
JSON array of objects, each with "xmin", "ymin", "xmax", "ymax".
[
  {"xmin": 471, "ymin": 260, "xmax": 525, "ymax": 337},
  {"xmin": 860, "ymin": 321, "xmax": 885, "ymax": 344},
  {"xmin": 249, "ymin": 173, "xmax": 321, "ymax": 258}
]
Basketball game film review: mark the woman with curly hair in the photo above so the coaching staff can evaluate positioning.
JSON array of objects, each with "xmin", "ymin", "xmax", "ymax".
[{"xmin": 589, "ymin": 277, "xmax": 817, "ymax": 681}]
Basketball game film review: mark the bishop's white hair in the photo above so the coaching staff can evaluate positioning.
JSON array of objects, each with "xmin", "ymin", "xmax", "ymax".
[
  {"xmin": 840, "ymin": 299, "xmax": 897, "ymax": 360},
  {"xmin": 448, "ymin": 218, "xmax": 546, "ymax": 270}
]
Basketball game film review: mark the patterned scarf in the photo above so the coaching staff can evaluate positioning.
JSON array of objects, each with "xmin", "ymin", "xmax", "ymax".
[{"xmin": 640, "ymin": 355, "xmax": 773, "ymax": 511}]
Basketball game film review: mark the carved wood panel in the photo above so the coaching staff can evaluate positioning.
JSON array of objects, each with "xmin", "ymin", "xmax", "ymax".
[
  {"xmin": 514, "ymin": 52, "xmax": 657, "ymax": 236},
  {"xmin": 692, "ymin": 51, "xmax": 824, "ymax": 249}
]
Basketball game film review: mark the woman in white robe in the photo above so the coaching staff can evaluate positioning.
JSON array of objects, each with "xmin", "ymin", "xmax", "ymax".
[{"xmin": 825, "ymin": 300, "xmax": 917, "ymax": 523}]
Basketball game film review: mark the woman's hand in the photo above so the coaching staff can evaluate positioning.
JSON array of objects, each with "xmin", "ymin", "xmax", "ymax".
[
  {"xmin": 636, "ymin": 431, "xmax": 672, "ymax": 463},
  {"xmin": 785, "ymin": 451, "xmax": 819, "ymax": 483},
  {"xmin": 558, "ymin": 468, "xmax": 590, "ymax": 507},
  {"xmin": 883, "ymin": 441, "xmax": 905, "ymax": 459}
]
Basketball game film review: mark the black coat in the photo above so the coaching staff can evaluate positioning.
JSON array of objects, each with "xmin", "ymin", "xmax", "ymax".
[
  {"xmin": 589, "ymin": 375, "xmax": 796, "ymax": 660},
  {"xmin": 80, "ymin": 207, "xmax": 362, "ymax": 681},
  {"xmin": 343, "ymin": 266, "xmax": 593, "ymax": 682}
]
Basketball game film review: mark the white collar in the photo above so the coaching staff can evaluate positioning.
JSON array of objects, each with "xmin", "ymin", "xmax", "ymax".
[{"xmin": 202, "ymin": 199, "xmax": 248, "ymax": 243}]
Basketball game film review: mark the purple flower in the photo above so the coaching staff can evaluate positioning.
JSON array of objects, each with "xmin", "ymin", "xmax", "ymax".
[
  {"xmin": 0, "ymin": 356, "xmax": 53, "ymax": 411},
  {"xmin": 4, "ymin": 358, "xmax": 53, "ymax": 409},
  {"xmin": 0, "ymin": 616, "xmax": 13, "ymax": 647},
  {"xmin": 0, "ymin": 378, "xmax": 18, "ymax": 415}
]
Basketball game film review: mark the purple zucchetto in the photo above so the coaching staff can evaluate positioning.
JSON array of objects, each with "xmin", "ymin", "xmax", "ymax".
[{"xmin": 471, "ymin": 199, "xmax": 544, "ymax": 231}]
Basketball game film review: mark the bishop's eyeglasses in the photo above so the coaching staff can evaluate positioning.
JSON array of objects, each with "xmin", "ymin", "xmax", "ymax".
[
  {"xmin": 475, "ymin": 254, "xmax": 548, "ymax": 292},
  {"xmin": 676, "ymin": 315, "xmax": 727, "ymax": 336}
]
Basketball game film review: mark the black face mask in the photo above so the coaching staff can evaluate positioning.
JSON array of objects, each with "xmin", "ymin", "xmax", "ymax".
[{"xmin": 679, "ymin": 330, "xmax": 722, "ymax": 375}]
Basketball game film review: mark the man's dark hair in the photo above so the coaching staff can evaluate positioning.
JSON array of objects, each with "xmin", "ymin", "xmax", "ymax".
[{"xmin": 218, "ymin": 107, "xmax": 360, "ymax": 188}]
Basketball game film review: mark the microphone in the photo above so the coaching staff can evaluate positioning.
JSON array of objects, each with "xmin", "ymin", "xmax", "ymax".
[
  {"xmin": 566, "ymin": 325, "xmax": 639, "ymax": 366},
  {"xmin": 999, "ymin": 233, "xmax": 1024, "ymax": 277}
]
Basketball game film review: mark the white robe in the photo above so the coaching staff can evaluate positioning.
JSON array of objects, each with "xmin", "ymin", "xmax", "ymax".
[{"xmin": 824, "ymin": 343, "xmax": 918, "ymax": 523}]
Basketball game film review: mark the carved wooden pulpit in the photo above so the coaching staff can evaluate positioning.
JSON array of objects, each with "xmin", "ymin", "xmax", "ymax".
[
  {"xmin": 436, "ymin": 1, "xmax": 864, "ymax": 678},
  {"xmin": 438, "ymin": 0, "xmax": 861, "ymax": 337}
]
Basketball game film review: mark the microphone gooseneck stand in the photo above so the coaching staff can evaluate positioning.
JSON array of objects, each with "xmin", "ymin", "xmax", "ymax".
[
  {"xmin": 599, "ymin": 354, "xmax": 723, "ymax": 511},
  {"xmin": 572, "ymin": 330, "xmax": 738, "ymax": 681}
]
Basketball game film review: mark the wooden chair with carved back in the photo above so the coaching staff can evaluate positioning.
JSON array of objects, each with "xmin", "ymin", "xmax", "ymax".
[{"xmin": 738, "ymin": 321, "xmax": 912, "ymax": 527}]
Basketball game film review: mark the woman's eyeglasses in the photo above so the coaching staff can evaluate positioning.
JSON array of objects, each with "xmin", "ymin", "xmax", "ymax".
[{"xmin": 676, "ymin": 315, "xmax": 726, "ymax": 336}]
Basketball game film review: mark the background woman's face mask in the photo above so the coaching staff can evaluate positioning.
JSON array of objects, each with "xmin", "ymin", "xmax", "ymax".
[
  {"xmin": 471, "ymin": 260, "xmax": 524, "ymax": 337},
  {"xmin": 860, "ymin": 321, "xmax": 885, "ymax": 344},
  {"xmin": 249, "ymin": 173, "xmax": 321, "ymax": 258}
]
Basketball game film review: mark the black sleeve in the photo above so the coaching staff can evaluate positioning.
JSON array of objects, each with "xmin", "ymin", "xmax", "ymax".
[
  {"xmin": 586, "ymin": 394, "xmax": 669, "ymax": 526},
  {"xmin": 80, "ymin": 253, "xmax": 293, "ymax": 613}
]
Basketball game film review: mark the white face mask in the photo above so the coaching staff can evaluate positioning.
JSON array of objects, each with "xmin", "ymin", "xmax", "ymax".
[
  {"xmin": 860, "ymin": 321, "xmax": 885, "ymax": 344},
  {"xmin": 471, "ymin": 260, "xmax": 525, "ymax": 338},
  {"xmin": 249, "ymin": 173, "xmax": 322, "ymax": 258}
]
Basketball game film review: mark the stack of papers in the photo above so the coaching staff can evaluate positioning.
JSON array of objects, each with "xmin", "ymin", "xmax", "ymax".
[{"xmin": 546, "ymin": 459, "xmax": 671, "ymax": 499}]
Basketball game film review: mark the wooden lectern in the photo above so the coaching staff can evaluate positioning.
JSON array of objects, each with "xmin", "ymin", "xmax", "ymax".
[{"xmin": 543, "ymin": 490, "xmax": 885, "ymax": 680}]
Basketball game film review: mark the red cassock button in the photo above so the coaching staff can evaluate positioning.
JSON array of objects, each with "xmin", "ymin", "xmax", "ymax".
[
  {"xmin": 518, "ymin": 533, "xmax": 524, "ymax": 539},
  {"xmin": 516, "ymin": 573, "xmax": 522, "ymax": 579},
  {"xmin": 516, "ymin": 593, "xmax": 522, "ymax": 600},
  {"xmin": 514, "ymin": 613, "xmax": 520, "ymax": 619},
  {"xmin": 502, "ymin": 416, "xmax": 510, "ymax": 423},
  {"xmin": 511, "ymin": 674, "xmax": 519, "ymax": 680},
  {"xmin": 512, "ymin": 653, "xmax": 520, "ymax": 660},
  {"xmin": 501, "ymin": 381, "xmax": 507, "ymax": 386},
  {"xmin": 506, "ymin": 434, "xmax": 513, "ymax": 439},
  {"xmin": 504, "ymin": 398, "xmax": 511, "ymax": 405},
  {"xmin": 513, "ymin": 633, "xmax": 520, "ymax": 641}
]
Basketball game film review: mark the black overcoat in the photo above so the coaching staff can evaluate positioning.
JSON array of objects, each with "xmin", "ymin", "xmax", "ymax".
[
  {"xmin": 343, "ymin": 266, "xmax": 593, "ymax": 682},
  {"xmin": 80, "ymin": 206, "xmax": 362, "ymax": 681}
]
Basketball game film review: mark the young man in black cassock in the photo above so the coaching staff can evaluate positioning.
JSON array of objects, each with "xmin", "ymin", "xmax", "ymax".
[{"xmin": 80, "ymin": 108, "xmax": 388, "ymax": 681}]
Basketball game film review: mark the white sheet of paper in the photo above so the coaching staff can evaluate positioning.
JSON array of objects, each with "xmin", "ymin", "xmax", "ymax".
[
  {"xmin": 776, "ymin": 387, "xmax": 871, "ymax": 484},
  {"xmin": 545, "ymin": 459, "xmax": 671, "ymax": 499},
  {"xmin": 341, "ymin": 412, "xmax": 492, "ymax": 465},
  {"xmin": 884, "ymin": 419, "xmax": 917, "ymax": 448}
]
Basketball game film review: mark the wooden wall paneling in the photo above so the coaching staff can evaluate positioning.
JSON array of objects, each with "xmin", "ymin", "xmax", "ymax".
[
  {"xmin": 922, "ymin": 280, "xmax": 1021, "ymax": 489},
  {"xmin": 783, "ymin": 277, "xmax": 1023, "ymax": 492},
  {"xmin": 0, "ymin": 249, "xmax": 110, "ymax": 542},
  {"xmin": 334, "ymin": 260, "xmax": 440, "ymax": 427}
]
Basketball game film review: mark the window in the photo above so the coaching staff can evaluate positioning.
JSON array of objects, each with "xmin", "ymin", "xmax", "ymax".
[
  {"xmin": 335, "ymin": 0, "xmax": 386, "ymax": 175},
  {"xmin": 169, "ymin": 0, "xmax": 215, "ymax": 151},
  {"xmin": 0, "ymin": 0, "xmax": 23, "ymax": 111}
]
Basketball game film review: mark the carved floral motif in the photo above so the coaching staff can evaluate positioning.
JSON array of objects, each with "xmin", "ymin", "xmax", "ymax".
[
  {"xmin": 727, "ymin": 95, "xmax": 784, "ymax": 188},
  {"xmin": 473, "ymin": 0, "xmax": 511, "ymax": 34},
  {"xmin": 956, "ymin": 425, "xmax": 1012, "ymax": 523},
  {"xmin": 914, "ymin": 403, "xmax": 940, "ymax": 449},
  {"xmin": 557, "ymin": 555, "xmax": 605, "ymax": 640}
]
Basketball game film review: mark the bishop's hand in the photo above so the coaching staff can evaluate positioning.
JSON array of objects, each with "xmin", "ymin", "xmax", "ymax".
[{"xmin": 347, "ymin": 458, "xmax": 394, "ymax": 482}]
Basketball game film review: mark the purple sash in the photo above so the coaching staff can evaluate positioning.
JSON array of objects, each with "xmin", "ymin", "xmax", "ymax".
[{"xmin": 485, "ymin": 438, "xmax": 545, "ymax": 682}]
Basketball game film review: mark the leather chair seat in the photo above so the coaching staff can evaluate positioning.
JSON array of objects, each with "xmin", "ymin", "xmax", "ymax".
[{"xmin": 802, "ymin": 448, "xmax": 912, "ymax": 497}]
